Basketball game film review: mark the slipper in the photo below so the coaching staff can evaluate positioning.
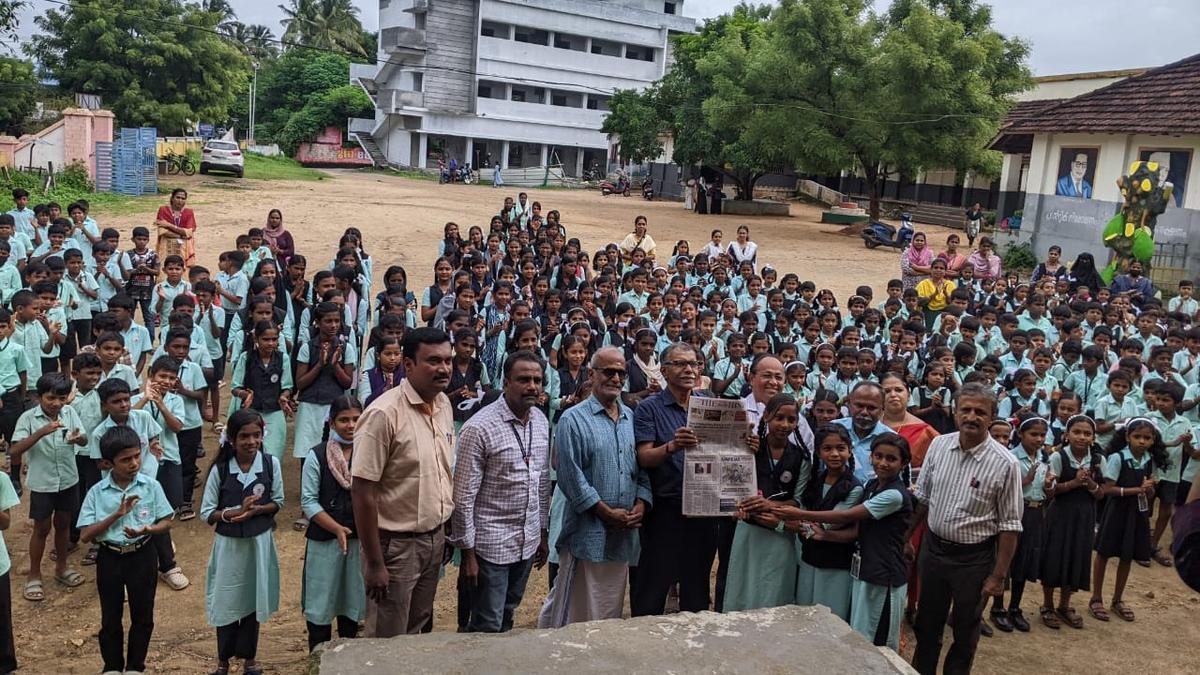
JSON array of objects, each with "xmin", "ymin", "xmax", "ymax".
[
  {"xmin": 1135, "ymin": 559, "xmax": 1152, "ymax": 568},
  {"xmin": 81, "ymin": 545, "xmax": 99, "ymax": 566},
  {"xmin": 293, "ymin": 517, "xmax": 309, "ymax": 532},
  {"xmin": 49, "ymin": 541, "xmax": 80, "ymax": 561},
  {"xmin": 1056, "ymin": 606, "xmax": 1083, "ymax": 629},
  {"xmin": 1088, "ymin": 599, "xmax": 1110, "ymax": 621},
  {"xmin": 23, "ymin": 580, "xmax": 44, "ymax": 602},
  {"xmin": 55, "ymin": 569, "xmax": 86, "ymax": 588},
  {"xmin": 178, "ymin": 506, "xmax": 196, "ymax": 522},
  {"xmin": 1039, "ymin": 606, "xmax": 1060, "ymax": 629},
  {"xmin": 1111, "ymin": 601, "xmax": 1135, "ymax": 622},
  {"xmin": 1152, "ymin": 549, "xmax": 1174, "ymax": 567}
]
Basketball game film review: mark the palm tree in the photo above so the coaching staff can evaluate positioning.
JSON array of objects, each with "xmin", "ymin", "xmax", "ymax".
[
  {"xmin": 222, "ymin": 21, "xmax": 280, "ymax": 62},
  {"xmin": 279, "ymin": 0, "xmax": 366, "ymax": 56},
  {"xmin": 201, "ymin": 0, "xmax": 237, "ymax": 31}
]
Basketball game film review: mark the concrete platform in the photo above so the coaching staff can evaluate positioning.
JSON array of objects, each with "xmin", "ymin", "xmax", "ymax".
[
  {"xmin": 821, "ymin": 211, "xmax": 870, "ymax": 224},
  {"xmin": 316, "ymin": 605, "xmax": 916, "ymax": 674},
  {"xmin": 721, "ymin": 199, "xmax": 791, "ymax": 216}
]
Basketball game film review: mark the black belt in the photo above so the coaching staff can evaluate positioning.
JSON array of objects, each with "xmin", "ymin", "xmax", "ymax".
[
  {"xmin": 99, "ymin": 537, "xmax": 151, "ymax": 555},
  {"xmin": 931, "ymin": 532, "xmax": 996, "ymax": 554},
  {"xmin": 380, "ymin": 524, "xmax": 444, "ymax": 539}
]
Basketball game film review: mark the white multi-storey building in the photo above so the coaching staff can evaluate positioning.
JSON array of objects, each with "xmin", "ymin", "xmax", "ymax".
[{"xmin": 349, "ymin": 0, "xmax": 695, "ymax": 175}]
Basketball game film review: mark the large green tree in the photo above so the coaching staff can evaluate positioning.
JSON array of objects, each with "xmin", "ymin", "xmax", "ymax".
[
  {"xmin": 28, "ymin": 0, "xmax": 249, "ymax": 132},
  {"xmin": 0, "ymin": 57, "xmax": 38, "ymax": 135},
  {"xmin": 256, "ymin": 49, "xmax": 371, "ymax": 154},
  {"xmin": 223, "ymin": 21, "xmax": 281, "ymax": 62},
  {"xmin": 280, "ymin": 0, "xmax": 366, "ymax": 56},
  {"xmin": 0, "ymin": 0, "xmax": 25, "ymax": 46}
]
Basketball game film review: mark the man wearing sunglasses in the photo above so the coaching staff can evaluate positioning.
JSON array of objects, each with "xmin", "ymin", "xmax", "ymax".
[{"xmin": 630, "ymin": 342, "xmax": 719, "ymax": 616}]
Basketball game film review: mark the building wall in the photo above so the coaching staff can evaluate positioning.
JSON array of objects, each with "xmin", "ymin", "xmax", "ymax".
[
  {"xmin": 424, "ymin": 0, "xmax": 478, "ymax": 113},
  {"xmin": 1014, "ymin": 74, "xmax": 1138, "ymax": 102}
]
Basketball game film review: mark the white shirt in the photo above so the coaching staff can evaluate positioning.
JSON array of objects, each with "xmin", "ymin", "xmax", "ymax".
[{"xmin": 914, "ymin": 432, "xmax": 1024, "ymax": 544}]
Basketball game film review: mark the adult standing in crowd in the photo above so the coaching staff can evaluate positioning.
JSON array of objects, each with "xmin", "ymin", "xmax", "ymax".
[
  {"xmin": 744, "ymin": 353, "xmax": 815, "ymax": 452},
  {"xmin": 632, "ymin": 342, "xmax": 717, "ymax": 616},
  {"xmin": 726, "ymin": 225, "xmax": 757, "ymax": 271},
  {"xmin": 964, "ymin": 203, "xmax": 984, "ymax": 247},
  {"xmin": 618, "ymin": 215, "xmax": 656, "ymax": 263},
  {"xmin": 966, "ymin": 237, "xmax": 1001, "ymax": 282},
  {"xmin": 908, "ymin": 383, "xmax": 1023, "ymax": 675},
  {"xmin": 539, "ymin": 347, "xmax": 651, "ymax": 627},
  {"xmin": 1067, "ymin": 251, "xmax": 1106, "ymax": 295},
  {"xmin": 154, "ymin": 188, "xmax": 196, "ymax": 269},
  {"xmin": 900, "ymin": 232, "xmax": 932, "ymax": 291},
  {"xmin": 262, "ymin": 209, "xmax": 294, "ymax": 266},
  {"xmin": 833, "ymin": 382, "xmax": 893, "ymax": 483},
  {"xmin": 1110, "ymin": 260, "xmax": 1155, "ymax": 306},
  {"xmin": 1030, "ymin": 245, "xmax": 1068, "ymax": 284},
  {"xmin": 451, "ymin": 350, "xmax": 551, "ymax": 633},
  {"xmin": 938, "ymin": 234, "xmax": 969, "ymax": 279},
  {"xmin": 352, "ymin": 328, "xmax": 455, "ymax": 637}
]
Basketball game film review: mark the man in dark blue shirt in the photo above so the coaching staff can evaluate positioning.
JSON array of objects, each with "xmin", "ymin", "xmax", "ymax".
[{"xmin": 631, "ymin": 343, "xmax": 720, "ymax": 616}]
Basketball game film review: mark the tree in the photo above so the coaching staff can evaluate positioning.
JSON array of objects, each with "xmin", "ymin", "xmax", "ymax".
[
  {"xmin": 279, "ymin": 0, "xmax": 367, "ymax": 56},
  {"xmin": 601, "ymin": 88, "xmax": 663, "ymax": 165},
  {"xmin": 0, "ymin": 0, "xmax": 26, "ymax": 46},
  {"xmin": 760, "ymin": 0, "xmax": 1031, "ymax": 217},
  {"xmin": 28, "ymin": 0, "xmax": 249, "ymax": 132},
  {"xmin": 223, "ymin": 21, "xmax": 280, "ymax": 62},
  {"xmin": 256, "ymin": 50, "xmax": 371, "ymax": 154},
  {"xmin": 0, "ymin": 57, "xmax": 38, "ymax": 135}
]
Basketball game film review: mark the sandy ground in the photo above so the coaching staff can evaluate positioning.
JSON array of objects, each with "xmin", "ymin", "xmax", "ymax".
[{"xmin": 6, "ymin": 169, "xmax": 1197, "ymax": 673}]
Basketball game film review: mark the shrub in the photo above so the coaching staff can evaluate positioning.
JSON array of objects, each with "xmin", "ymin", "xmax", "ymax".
[{"xmin": 1002, "ymin": 241, "xmax": 1037, "ymax": 272}]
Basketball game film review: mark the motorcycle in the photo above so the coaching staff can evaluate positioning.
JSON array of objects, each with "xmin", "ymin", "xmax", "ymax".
[
  {"xmin": 459, "ymin": 163, "xmax": 474, "ymax": 184},
  {"xmin": 641, "ymin": 178, "xmax": 655, "ymax": 201},
  {"xmin": 861, "ymin": 213, "xmax": 915, "ymax": 250},
  {"xmin": 600, "ymin": 175, "xmax": 630, "ymax": 197}
]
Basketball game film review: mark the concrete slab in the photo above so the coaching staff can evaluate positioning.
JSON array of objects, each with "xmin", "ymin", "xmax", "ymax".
[
  {"xmin": 316, "ymin": 605, "xmax": 916, "ymax": 674},
  {"xmin": 722, "ymin": 199, "xmax": 791, "ymax": 216}
]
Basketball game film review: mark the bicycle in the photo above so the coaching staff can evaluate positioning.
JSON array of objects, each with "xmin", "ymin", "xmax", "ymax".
[{"xmin": 165, "ymin": 152, "xmax": 196, "ymax": 176}]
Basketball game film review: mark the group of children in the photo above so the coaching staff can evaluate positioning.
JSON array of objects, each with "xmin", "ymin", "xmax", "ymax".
[{"xmin": 0, "ymin": 184, "xmax": 1193, "ymax": 672}]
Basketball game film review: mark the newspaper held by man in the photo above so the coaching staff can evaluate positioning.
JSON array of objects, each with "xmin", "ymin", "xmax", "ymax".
[{"xmin": 682, "ymin": 397, "xmax": 757, "ymax": 516}]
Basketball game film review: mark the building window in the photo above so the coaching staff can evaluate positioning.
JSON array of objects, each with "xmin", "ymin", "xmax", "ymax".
[
  {"xmin": 412, "ymin": 72, "xmax": 423, "ymax": 92},
  {"xmin": 554, "ymin": 33, "xmax": 585, "ymax": 51},
  {"xmin": 664, "ymin": 2, "xmax": 676, "ymax": 14},
  {"xmin": 478, "ymin": 82, "xmax": 507, "ymax": 99},
  {"xmin": 625, "ymin": 45, "xmax": 655, "ymax": 62},
  {"xmin": 480, "ymin": 20, "xmax": 508, "ymax": 38},
  {"xmin": 512, "ymin": 88, "xmax": 526, "ymax": 103},
  {"xmin": 551, "ymin": 91, "xmax": 583, "ymax": 108},
  {"xmin": 587, "ymin": 95, "xmax": 610, "ymax": 111},
  {"xmin": 590, "ymin": 38, "xmax": 622, "ymax": 57},
  {"xmin": 514, "ymin": 28, "xmax": 549, "ymax": 46}
]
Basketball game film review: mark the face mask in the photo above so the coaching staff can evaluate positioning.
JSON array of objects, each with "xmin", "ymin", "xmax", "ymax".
[{"xmin": 330, "ymin": 430, "xmax": 352, "ymax": 445}]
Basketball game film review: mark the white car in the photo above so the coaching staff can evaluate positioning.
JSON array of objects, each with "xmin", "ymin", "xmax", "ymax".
[{"xmin": 200, "ymin": 140, "xmax": 244, "ymax": 177}]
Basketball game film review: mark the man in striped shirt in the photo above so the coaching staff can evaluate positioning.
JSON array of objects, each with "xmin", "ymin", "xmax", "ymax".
[{"xmin": 908, "ymin": 382, "xmax": 1023, "ymax": 675}]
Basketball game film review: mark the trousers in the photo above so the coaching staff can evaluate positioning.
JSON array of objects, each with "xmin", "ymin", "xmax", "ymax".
[
  {"xmin": 912, "ymin": 534, "xmax": 995, "ymax": 675},
  {"xmin": 96, "ymin": 543, "xmax": 157, "ymax": 673}
]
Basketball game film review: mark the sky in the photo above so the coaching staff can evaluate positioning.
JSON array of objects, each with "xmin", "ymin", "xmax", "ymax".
[{"xmin": 11, "ymin": 0, "xmax": 1200, "ymax": 76}]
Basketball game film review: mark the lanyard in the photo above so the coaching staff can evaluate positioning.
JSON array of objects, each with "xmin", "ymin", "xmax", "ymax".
[{"xmin": 508, "ymin": 419, "xmax": 532, "ymax": 467}]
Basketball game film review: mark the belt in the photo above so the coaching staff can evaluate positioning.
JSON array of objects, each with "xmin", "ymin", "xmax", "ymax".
[
  {"xmin": 931, "ymin": 533, "xmax": 996, "ymax": 554},
  {"xmin": 99, "ymin": 538, "xmax": 150, "ymax": 555},
  {"xmin": 1024, "ymin": 500, "xmax": 1044, "ymax": 509},
  {"xmin": 380, "ymin": 525, "xmax": 443, "ymax": 539}
]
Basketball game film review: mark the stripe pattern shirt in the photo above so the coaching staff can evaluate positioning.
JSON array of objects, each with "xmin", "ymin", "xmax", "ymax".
[{"xmin": 913, "ymin": 432, "xmax": 1024, "ymax": 544}]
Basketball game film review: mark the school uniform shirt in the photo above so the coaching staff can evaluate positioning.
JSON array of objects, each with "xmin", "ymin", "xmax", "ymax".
[
  {"xmin": 1185, "ymin": 384, "xmax": 1200, "ymax": 425},
  {"xmin": 13, "ymin": 319, "xmax": 49, "ymax": 381},
  {"xmin": 1173, "ymin": 350, "xmax": 1200, "ymax": 385},
  {"xmin": 831, "ymin": 417, "xmax": 894, "ymax": 483},
  {"xmin": 997, "ymin": 392, "xmax": 1050, "ymax": 419},
  {"xmin": 71, "ymin": 219, "xmax": 101, "ymax": 266},
  {"xmin": 1050, "ymin": 358, "xmax": 1080, "ymax": 385},
  {"xmin": 71, "ymin": 387, "xmax": 103, "ymax": 455},
  {"xmin": 152, "ymin": 279, "xmax": 191, "ymax": 316},
  {"xmin": 41, "ymin": 304, "xmax": 68, "ymax": 359},
  {"xmin": 1063, "ymin": 369, "xmax": 1108, "ymax": 412},
  {"xmin": 1137, "ymin": 333, "xmax": 1164, "ymax": 360},
  {"xmin": 712, "ymin": 358, "xmax": 748, "ymax": 398},
  {"xmin": 1168, "ymin": 296, "xmax": 1199, "ymax": 317},
  {"xmin": 0, "ymin": 475, "xmax": 19, "ymax": 576},
  {"xmin": 0, "ymin": 337, "xmax": 29, "ymax": 393},
  {"xmin": 1184, "ymin": 425, "xmax": 1200, "ymax": 484},
  {"xmin": 1033, "ymin": 372, "xmax": 1060, "ymax": 401},
  {"xmin": 997, "ymin": 350, "xmax": 1032, "ymax": 376},
  {"xmin": 87, "ymin": 410, "xmax": 163, "ymax": 479},
  {"xmin": 12, "ymin": 404, "xmax": 86, "ymax": 493},
  {"xmin": 1103, "ymin": 447, "xmax": 1151, "ymax": 482},
  {"xmin": 0, "ymin": 265, "xmax": 21, "ymax": 299},
  {"xmin": 131, "ymin": 392, "xmax": 185, "ymax": 464},
  {"xmin": 616, "ymin": 290, "xmax": 649, "ymax": 313},
  {"xmin": 0, "ymin": 235, "xmax": 28, "ymax": 268},
  {"xmin": 99, "ymin": 363, "xmax": 140, "ymax": 390},
  {"xmin": 7, "ymin": 207, "xmax": 34, "ymax": 237},
  {"xmin": 175, "ymin": 360, "xmax": 208, "ymax": 431},
  {"xmin": 77, "ymin": 472, "xmax": 174, "ymax": 547},
  {"xmin": 194, "ymin": 304, "xmax": 227, "ymax": 363},
  {"xmin": 64, "ymin": 272, "xmax": 98, "ymax": 321},
  {"xmin": 1149, "ymin": 410, "xmax": 1189, "ymax": 484},
  {"xmin": 30, "ymin": 242, "xmax": 67, "ymax": 260},
  {"xmin": 120, "ymin": 323, "xmax": 154, "ymax": 365},
  {"xmin": 215, "ymin": 270, "xmax": 250, "ymax": 310},
  {"xmin": 1143, "ymin": 370, "xmax": 1188, "ymax": 391},
  {"xmin": 975, "ymin": 325, "xmax": 1004, "ymax": 355},
  {"xmin": 1013, "ymin": 447, "xmax": 1049, "ymax": 501}
]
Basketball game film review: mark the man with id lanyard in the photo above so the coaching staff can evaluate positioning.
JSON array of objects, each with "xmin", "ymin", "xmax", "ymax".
[{"xmin": 451, "ymin": 350, "xmax": 551, "ymax": 632}]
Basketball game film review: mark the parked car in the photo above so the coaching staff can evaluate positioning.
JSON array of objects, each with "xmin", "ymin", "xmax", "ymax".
[{"xmin": 200, "ymin": 140, "xmax": 244, "ymax": 177}]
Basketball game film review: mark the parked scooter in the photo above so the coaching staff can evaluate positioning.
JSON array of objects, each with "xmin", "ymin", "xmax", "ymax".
[
  {"xmin": 459, "ymin": 163, "xmax": 474, "ymax": 184},
  {"xmin": 861, "ymin": 213, "xmax": 914, "ymax": 249},
  {"xmin": 641, "ymin": 178, "xmax": 654, "ymax": 201},
  {"xmin": 600, "ymin": 173, "xmax": 630, "ymax": 197}
]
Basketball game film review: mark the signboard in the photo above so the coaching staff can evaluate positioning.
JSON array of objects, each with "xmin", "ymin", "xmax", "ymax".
[
  {"xmin": 75, "ymin": 93, "xmax": 102, "ymax": 110},
  {"xmin": 198, "ymin": 123, "xmax": 215, "ymax": 140}
]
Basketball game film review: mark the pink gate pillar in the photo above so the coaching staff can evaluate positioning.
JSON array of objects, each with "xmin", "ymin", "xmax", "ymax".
[{"xmin": 61, "ymin": 108, "xmax": 116, "ymax": 179}]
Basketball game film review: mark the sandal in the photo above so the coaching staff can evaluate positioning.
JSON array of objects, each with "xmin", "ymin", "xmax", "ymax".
[
  {"xmin": 81, "ymin": 545, "xmax": 99, "ymax": 566},
  {"xmin": 1152, "ymin": 549, "xmax": 1174, "ymax": 567},
  {"xmin": 1111, "ymin": 601, "xmax": 1135, "ymax": 622},
  {"xmin": 1056, "ymin": 605, "xmax": 1083, "ymax": 629},
  {"xmin": 23, "ymin": 580, "xmax": 45, "ymax": 602},
  {"xmin": 55, "ymin": 569, "xmax": 86, "ymax": 588},
  {"xmin": 49, "ymin": 541, "xmax": 80, "ymax": 562},
  {"xmin": 1039, "ymin": 606, "xmax": 1060, "ymax": 629},
  {"xmin": 178, "ymin": 505, "xmax": 196, "ymax": 521},
  {"xmin": 159, "ymin": 566, "xmax": 190, "ymax": 591},
  {"xmin": 293, "ymin": 516, "xmax": 309, "ymax": 531},
  {"xmin": 1088, "ymin": 599, "xmax": 1110, "ymax": 621}
]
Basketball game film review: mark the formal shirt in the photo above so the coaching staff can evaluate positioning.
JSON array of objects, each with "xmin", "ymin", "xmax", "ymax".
[
  {"xmin": 914, "ymin": 432, "xmax": 1024, "ymax": 544},
  {"xmin": 831, "ymin": 417, "xmax": 894, "ymax": 483},
  {"xmin": 13, "ymin": 404, "xmax": 86, "ymax": 493},
  {"xmin": 554, "ymin": 396, "xmax": 651, "ymax": 564},
  {"xmin": 77, "ymin": 472, "xmax": 174, "ymax": 547},
  {"xmin": 352, "ymin": 379, "xmax": 455, "ymax": 533},
  {"xmin": 451, "ymin": 397, "xmax": 552, "ymax": 564},
  {"xmin": 633, "ymin": 389, "xmax": 696, "ymax": 500}
]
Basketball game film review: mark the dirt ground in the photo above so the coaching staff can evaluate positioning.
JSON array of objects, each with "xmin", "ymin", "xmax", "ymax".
[{"xmin": 7, "ymin": 169, "xmax": 1197, "ymax": 673}]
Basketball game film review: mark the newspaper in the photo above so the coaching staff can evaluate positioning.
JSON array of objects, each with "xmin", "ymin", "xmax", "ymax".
[{"xmin": 682, "ymin": 397, "xmax": 758, "ymax": 516}]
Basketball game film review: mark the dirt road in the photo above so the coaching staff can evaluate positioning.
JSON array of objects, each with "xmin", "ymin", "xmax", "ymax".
[{"xmin": 7, "ymin": 170, "xmax": 1195, "ymax": 673}]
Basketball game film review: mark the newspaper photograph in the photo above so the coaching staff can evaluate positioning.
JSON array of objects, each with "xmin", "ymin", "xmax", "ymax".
[{"xmin": 682, "ymin": 397, "xmax": 758, "ymax": 516}]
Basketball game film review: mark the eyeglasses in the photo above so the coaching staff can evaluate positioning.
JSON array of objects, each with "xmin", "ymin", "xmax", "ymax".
[
  {"xmin": 664, "ymin": 360, "xmax": 704, "ymax": 370},
  {"xmin": 598, "ymin": 367, "xmax": 628, "ymax": 381}
]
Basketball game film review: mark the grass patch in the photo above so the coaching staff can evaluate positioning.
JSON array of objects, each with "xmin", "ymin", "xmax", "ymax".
[
  {"xmin": 0, "ymin": 166, "xmax": 156, "ymax": 214},
  {"xmin": 243, "ymin": 153, "xmax": 326, "ymax": 181}
]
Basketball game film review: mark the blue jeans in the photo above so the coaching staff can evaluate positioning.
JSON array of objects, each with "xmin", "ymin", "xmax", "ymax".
[{"xmin": 467, "ymin": 555, "xmax": 534, "ymax": 633}]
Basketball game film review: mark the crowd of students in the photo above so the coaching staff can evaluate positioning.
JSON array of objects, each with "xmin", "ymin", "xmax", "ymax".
[{"xmin": 0, "ymin": 185, "xmax": 1195, "ymax": 675}]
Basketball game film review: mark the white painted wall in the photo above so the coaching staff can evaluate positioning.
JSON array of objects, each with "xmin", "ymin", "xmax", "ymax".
[
  {"xmin": 1030, "ymin": 132, "xmax": 1200, "ymax": 209},
  {"xmin": 1015, "ymin": 75, "xmax": 1134, "ymax": 102}
]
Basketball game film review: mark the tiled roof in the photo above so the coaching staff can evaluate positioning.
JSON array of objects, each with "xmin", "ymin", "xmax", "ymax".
[
  {"xmin": 1003, "ymin": 53, "xmax": 1200, "ymax": 135},
  {"xmin": 999, "ymin": 99, "xmax": 1064, "ymax": 128}
]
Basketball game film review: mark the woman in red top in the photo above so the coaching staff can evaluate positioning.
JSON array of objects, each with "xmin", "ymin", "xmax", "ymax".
[{"xmin": 154, "ymin": 187, "xmax": 197, "ymax": 269}]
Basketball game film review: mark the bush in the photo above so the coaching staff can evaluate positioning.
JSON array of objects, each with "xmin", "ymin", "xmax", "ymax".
[
  {"xmin": 1002, "ymin": 241, "xmax": 1037, "ymax": 272},
  {"xmin": 0, "ymin": 162, "xmax": 142, "ymax": 212}
]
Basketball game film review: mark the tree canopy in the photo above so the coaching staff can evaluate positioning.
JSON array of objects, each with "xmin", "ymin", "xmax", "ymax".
[
  {"xmin": 28, "ymin": 0, "xmax": 250, "ymax": 132},
  {"xmin": 0, "ymin": 56, "xmax": 38, "ymax": 135},
  {"xmin": 602, "ymin": 0, "xmax": 1030, "ymax": 209},
  {"xmin": 256, "ymin": 50, "xmax": 372, "ymax": 154},
  {"xmin": 280, "ymin": 0, "xmax": 367, "ymax": 56}
]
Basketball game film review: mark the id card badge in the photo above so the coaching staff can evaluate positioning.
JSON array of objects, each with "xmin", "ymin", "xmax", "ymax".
[
  {"xmin": 1138, "ymin": 493, "xmax": 1149, "ymax": 513},
  {"xmin": 850, "ymin": 552, "xmax": 862, "ymax": 580}
]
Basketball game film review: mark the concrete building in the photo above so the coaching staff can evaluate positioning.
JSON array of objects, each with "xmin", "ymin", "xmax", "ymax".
[{"xmin": 348, "ymin": 0, "xmax": 695, "ymax": 176}]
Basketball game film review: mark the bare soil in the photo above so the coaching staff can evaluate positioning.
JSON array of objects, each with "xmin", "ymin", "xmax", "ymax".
[{"xmin": 7, "ymin": 170, "xmax": 1195, "ymax": 673}]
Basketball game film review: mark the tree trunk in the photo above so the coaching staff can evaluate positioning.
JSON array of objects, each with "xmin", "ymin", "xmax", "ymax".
[
  {"xmin": 863, "ymin": 163, "xmax": 881, "ymax": 220},
  {"xmin": 730, "ymin": 171, "xmax": 759, "ymax": 200}
]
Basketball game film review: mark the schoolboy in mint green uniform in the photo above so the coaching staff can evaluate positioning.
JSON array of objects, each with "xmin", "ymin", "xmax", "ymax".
[
  {"xmin": 0, "ymin": 308, "xmax": 30, "ymax": 496},
  {"xmin": 0, "ymin": 471, "xmax": 19, "ymax": 671}
]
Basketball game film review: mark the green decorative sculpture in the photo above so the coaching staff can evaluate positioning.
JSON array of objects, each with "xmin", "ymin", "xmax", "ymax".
[{"xmin": 1101, "ymin": 160, "xmax": 1171, "ymax": 284}]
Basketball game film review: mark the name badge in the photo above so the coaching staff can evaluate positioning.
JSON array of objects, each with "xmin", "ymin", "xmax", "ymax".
[{"xmin": 252, "ymin": 483, "xmax": 266, "ymax": 499}]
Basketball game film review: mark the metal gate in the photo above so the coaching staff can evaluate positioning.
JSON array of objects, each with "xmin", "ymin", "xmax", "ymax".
[
  {"xmin": 94, "ymin": 141, "xmax": 113, "ymax": 193},
  {"xmin": 99, "ymin": 128, "xmax": 158, "ymax": 196},
  {"xmin": 1151, "ymin": 241, "xmax": 1189, "ymax": 290}
]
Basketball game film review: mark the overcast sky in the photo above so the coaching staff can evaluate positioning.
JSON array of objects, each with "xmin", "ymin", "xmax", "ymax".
[{"xmin": 12, "ymin": 0, "xmax": 1200, "ymax": 75}]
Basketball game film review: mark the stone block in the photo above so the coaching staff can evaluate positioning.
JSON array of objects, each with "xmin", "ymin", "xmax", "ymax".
[
  {"xmin": 721, "ymin": 199, "xmax": 791, "ymax": 217},
  {"xmin": 316, "ymin": 605, "xmax": 915, "ymax": 674}
]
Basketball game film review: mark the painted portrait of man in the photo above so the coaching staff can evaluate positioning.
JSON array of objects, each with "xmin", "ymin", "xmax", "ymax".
[{"xmin": 1056, "ymin": 148, "xmax": 1097, "ymax": 199}]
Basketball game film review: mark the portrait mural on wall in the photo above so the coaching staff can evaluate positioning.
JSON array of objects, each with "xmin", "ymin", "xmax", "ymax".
[
  {"xmin": 1138, "ymin": 148, "xmax": 1191, "ymax": 208},
  {"xmin": 1055, "ymin": 147, "xmax": 1099, "ymax": 199}
]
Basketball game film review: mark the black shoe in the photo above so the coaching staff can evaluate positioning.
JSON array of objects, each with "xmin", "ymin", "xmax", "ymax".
[
  {"xmin": 991, "ymin": 609, "xmax": 1014, "ymax": 632},
  {"xmin": 1010, "ymin": 608, "xmax": 1031, "ymax": 632},
  {"xmin": 980, "ymin": 621, "xmax": 994, "ymax": 637}
]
